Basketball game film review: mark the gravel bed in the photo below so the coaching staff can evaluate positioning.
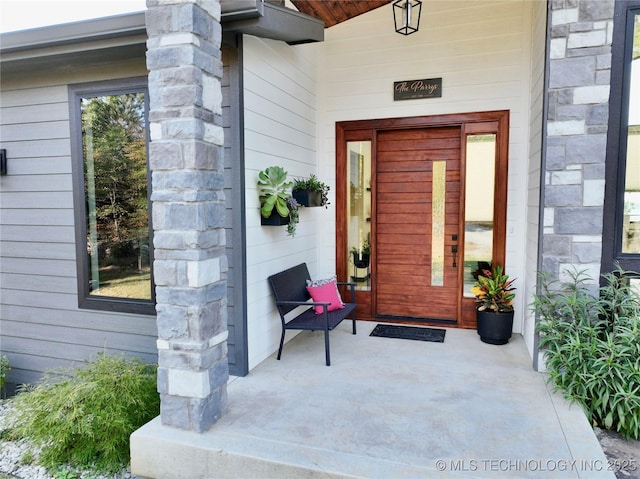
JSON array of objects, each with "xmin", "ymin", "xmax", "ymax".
[{"xmin": 0, "ymin": 400, "xmax": 140, "ymax": 479}]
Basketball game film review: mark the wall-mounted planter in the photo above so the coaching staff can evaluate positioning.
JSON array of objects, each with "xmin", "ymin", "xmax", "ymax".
[
  {"xmin": 293, "ymin": 189, "xmax": 322, "ymax": 207},
  {"xmin": 261, "ymin": 211, "xmax": 290, "ymax": 226}
]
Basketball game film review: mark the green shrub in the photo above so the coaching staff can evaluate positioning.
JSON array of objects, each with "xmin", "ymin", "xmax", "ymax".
[
  {"xmin": 533, "ymin": 268, "xmax": 640, "ymax": 439},
  {"xmin": 0, "ymin": 355, "xmax": 10, "ymax": 392},
  {"xmin": 7, "ymin": 353, "xmax": 159, "ymax": 474}
]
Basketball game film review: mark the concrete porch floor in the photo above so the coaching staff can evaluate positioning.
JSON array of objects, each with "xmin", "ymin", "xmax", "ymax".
[{"xmin": 131, "ymin": 322, "xmax": 615, "ymax": 479}]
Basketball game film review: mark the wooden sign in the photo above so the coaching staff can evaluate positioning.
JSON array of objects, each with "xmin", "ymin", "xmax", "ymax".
[{"xmin": 394, "ymin": 78, "xmax": 442, "ymax": 101}]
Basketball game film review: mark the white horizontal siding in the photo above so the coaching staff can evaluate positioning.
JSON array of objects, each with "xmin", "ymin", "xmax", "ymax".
[
  {"xmin": 0, "ymin": 60, "xmax": 156, "ymax": 387},
  {"xmin": 242, "ymin": 35, "xmax": 319, "ymax": 370},
  {"xmin": 309, "ymin": 0, "xmax": 539, "ymax": 322},
  {"xmin": 524, "ymin": 0, "xmax": 548, "ymax": 358}
]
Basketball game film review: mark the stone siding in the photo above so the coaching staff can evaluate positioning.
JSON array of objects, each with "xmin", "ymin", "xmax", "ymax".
[
  {"xmin": 146, "ymin": 0, "xmax": 228, "ymax": 432},
  {"xmin": 543, "ymin": 0, "xmax": 614, "ymax": 283}
]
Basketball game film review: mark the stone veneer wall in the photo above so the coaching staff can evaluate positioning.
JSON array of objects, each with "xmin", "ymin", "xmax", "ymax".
[
  {"xmin": 543, "ymin": 0, "xmax": 614, "ymax": 284},
  {"xmin": 146, "ymin": 0, "xmax": 229, "ymax": 432}
]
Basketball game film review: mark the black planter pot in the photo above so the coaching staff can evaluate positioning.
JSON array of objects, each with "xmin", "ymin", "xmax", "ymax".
[
  {"xmin": 293, "ymin": 189, "xmax": 323, "ymax": 207},
  {"xmin": 476, "ymin": 310, "xmax": 514, "ymax": 345},
  {"xmin": 261, "ymin": 211, "xmax": 290, "ymax": 226},
  {"xmin": 352, "ymin": 251, "xmax": 370, "ymax": 268}
]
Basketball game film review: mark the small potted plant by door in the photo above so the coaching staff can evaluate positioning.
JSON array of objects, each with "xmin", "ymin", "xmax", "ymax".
[
  {"xmin": 351, "ymin": 238, "xmax": 370, "ymax": 268},
  {"xmin": 350, "ymin": 239, "xmax": 370, "ymax": 282},
  {"xmin": 292, "ymin": 174, "xmax": 330, "ymax": 208},
  {"xmin": 257, "ymin": 166, "xmax": 299, "ymax": 236},
  {"xmin": 471, "ymin": 264, "xmax": 516, "ymax": 345}
]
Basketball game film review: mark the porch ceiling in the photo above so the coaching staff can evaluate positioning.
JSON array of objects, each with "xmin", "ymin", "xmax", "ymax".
[{"xmin": 290, "ymin": 0, "xmax": 392, "ymax": 27}]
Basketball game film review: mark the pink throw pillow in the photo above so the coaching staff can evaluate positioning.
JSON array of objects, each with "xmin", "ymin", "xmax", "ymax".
[{"xmin": 306, "ymin": 281, "xmax": 345, "ymax": 314}]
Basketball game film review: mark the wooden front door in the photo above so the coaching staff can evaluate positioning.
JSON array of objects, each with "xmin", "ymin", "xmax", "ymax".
[
  {"xmin": 337, "ymin": 111, "xmax": 510, "ymax": 327},
  {"xmin": 375, "ymin": 127, "xmax": 461, "ymax": 321}
]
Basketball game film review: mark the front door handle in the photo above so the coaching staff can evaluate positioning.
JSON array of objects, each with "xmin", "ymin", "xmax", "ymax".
[{"xmin": 451, "ymin": 245, "xmax": 458, "ymax": 267}]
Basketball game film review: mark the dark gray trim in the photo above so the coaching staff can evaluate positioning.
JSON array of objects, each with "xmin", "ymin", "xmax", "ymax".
[
  {"xmin": 68, "ymin": 76, "xmax": 156, "ymax": 316},
  {"xmin": 223, "ymin": 36, "xmax": 249, "ymax": 377},
  {"xmin": 223, "ymin": 1, "xmax": 323, "ymax": 45},
  {"xmin": 233, "ymin": 35, "xmax": 249, "ymax": 376},
  {"xmin": 0, "ymin": 12, "xmax": 147, "ymax": 54},
  {"xmin": 602, "ymin": 1, "xmax": 640, "ymax": 275},
  {"xmin": 1, "ymin": 2, "xmax": 322, "ymax": 68},
  {"xmin": 533, "ymin": 0, "xmax": 552, "ymax": 372},
  {"xmin": 221, "ymin": 0, "xmax": 264, "ymax": 21}
]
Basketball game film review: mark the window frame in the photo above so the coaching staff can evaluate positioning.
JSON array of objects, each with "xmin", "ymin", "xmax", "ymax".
[
  {"xmin": 603, "ymin": 1, "xmax": 640, "ymax": 274},
  {"xmin": 69, "ymin": 77, "xmax": 155, "ymax": 315}
]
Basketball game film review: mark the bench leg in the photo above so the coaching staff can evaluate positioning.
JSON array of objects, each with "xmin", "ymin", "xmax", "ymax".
[
  {"xmin": 324, "ymin": 328, "xmax": 331, "ymax": 366},
  {"xmin": 277, "ymin": 328, "xmax": 285, "ymax": 360}
]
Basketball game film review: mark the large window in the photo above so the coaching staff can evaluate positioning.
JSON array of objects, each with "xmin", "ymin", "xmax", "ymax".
[
  {"xmin": 622, "ymin": 13, "xmax": 640, "ymax": 254},
  {"xmin": 70, "ymin": 79, "xmax": 154, "ymax": 314},
  {"xmin": 604, "ymin": 2, "xmax": 640, "ymax": 274}
]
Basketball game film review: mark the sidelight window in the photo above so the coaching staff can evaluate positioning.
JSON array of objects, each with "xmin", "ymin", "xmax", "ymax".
[
  {"xmin": 347, "ymin": 141, "xmax": 372, "ymax": 290},
  {"xmin": 463, "ymin": 134, "xmax": 496, "ymax": 295}
]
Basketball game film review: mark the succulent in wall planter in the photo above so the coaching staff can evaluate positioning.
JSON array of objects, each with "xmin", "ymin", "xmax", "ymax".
[
  {"xmin": 471, "ymin": 263, "xmax": 516, "ymax": 345},
  {"xmin": 257, "ymin": 166, "xmax": 299, "ymax": 236},
  {"xmin": 292, "ymin": 174, "xmax": 330, "ymax": 208}
]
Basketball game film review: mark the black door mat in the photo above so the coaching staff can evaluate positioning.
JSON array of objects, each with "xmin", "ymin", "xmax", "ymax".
[{"xmin": 369, "ymin": 324, "xmax": 446, "ymax": 342}]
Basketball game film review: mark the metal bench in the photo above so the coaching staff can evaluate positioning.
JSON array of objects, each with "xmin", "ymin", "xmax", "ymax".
[{"xmin": 268, "ymin": 263, "xmax": 357, "ymax": 366}]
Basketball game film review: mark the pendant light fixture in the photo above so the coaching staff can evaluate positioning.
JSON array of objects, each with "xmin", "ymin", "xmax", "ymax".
[{"xmin": 393, "ymin": 0, "xmax": 422, "ymax": 35}]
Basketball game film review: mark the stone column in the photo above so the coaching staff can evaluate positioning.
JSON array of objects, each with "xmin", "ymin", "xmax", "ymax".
[
  {"xmin": 146, "ymin": 0, "xmax": 228, "ymax": 432},
  {"xmin": 543, "ymin": 0, "xmax": 614, "ymax": 284}
]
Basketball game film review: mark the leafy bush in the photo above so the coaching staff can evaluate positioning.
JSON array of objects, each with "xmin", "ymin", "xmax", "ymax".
[
  {"xmin": 533, "ymin": 268, "xmax": 640, "ymax": 439},
  {"xmin": 7, "ymin": 353, "xmax": 159, "ymax": 474},
  {"xmin": 0, "ymin": 355, "xmax": 10, "ymax": 392}
]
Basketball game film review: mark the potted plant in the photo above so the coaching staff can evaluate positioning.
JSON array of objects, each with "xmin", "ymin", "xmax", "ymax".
[
  {"xmin": 350, "ymin": 238, "xmax": 371, "ymax": 268},
  {"xmin": 257, "ymin": 166, "xmax": 299, "ymax": 236},
  {"xmin": 471, "ymin": 264, "xmax": 516, "ymax": 345},
  {"xmin": 292, "ymin": 174, "xmax": 330, "ymax": 208}
]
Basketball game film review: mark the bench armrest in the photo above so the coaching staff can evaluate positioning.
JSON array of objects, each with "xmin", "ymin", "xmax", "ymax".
[
  {"xmin": 275, "ymin": 300, "xmax": 329, "ymax": 307},
  {"xmin": 275, "ymin": 300, "xmax": 331, "ymax": 314},
  {"xmin": 275, "ymin": 300, "xmax": 331, "ymax": 328}
]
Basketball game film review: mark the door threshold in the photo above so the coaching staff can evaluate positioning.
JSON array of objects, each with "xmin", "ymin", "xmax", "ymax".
[{"xmin": 373, "ymin": 315, "xmax": 457, "ymax": 327}]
